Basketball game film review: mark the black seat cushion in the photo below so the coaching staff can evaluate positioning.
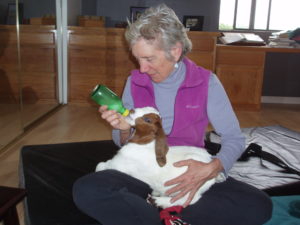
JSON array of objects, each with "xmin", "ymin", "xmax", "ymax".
[
  {"xmin": 20, "ymin": 127, "xmax": 300, "ymax": 225},
  {"xmin": 20, "ymin": 140, "xmax": 119, "ymax": 225}
]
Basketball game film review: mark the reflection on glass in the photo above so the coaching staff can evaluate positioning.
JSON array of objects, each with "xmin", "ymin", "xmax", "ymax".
[
  {"xmin": 0, "ymin": 1, "xmax": 23, "ymax": 149},
  {"xmin": 236, "ymin": 0, "xmax": 251, "ymax": 29},
  {"xmin": 0, "ymin": 0, "xmax": 60, "ymax": 150},
  {"xmin": 20, "ymin": 0, "xmax": 59, "ymax": 127}
]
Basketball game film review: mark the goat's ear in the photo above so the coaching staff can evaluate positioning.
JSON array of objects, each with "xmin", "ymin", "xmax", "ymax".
[{"xmin": 155, "ymin": 119, "xmax": 169, "ymax": 167}]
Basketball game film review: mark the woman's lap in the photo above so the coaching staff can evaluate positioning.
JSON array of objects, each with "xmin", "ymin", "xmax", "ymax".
[
  {"xmin": 73, "ymin": 170, "xmax": 162, "ymax": 225},
  {"xmin": 182, "ymin": 177, "xmax": 272, "ymax": 225},
  {"xmin": 73, "ymin": 170, "xmax": 272, "ymax": 225}
]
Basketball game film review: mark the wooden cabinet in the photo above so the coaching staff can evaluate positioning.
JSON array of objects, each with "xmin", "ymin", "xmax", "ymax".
[
  {"xmin": 30, "ymin": 17, "xmax": 56, "ymax": 25},
  {"xmin": 78, "ymin": 16, "xmax": 105, "ymax": 27},
  {"xmin": 216, "ymin": 45, "xmax": 300, "ymax": 110},
  {"xmin": 68, "ymin": 27, "xmax": 137, "ymax": 103},
  {"xmin": 187, "ymin": 32, "xmax": 219, "ymax": 71},
  {"xmin": 4, "ymin": 24, "xmax": 300, "ymax": 114},
  {"xmin": 68, "ymin": 28, "xmax": 219, "ymax": 104},
  {"xmin": 3, "ymin": 25, "xmax": 299, "ymax": 109},
  {"xmin": 2, "ymin": 26, "xmax": 219, "ymax": 105},
  {"xmin": 0, "ymin": 25, "xmax": 57, "ymax": 103},
  {"xmin": 19, "ymin": 26, "xmax": 57, "ymax": 103},
  {"xmin": 216, "ymin": 45, "xmax": 266, "ymax": 110}
]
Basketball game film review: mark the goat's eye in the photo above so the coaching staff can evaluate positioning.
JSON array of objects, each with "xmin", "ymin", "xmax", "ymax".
[{"xmin": 143, "ymin": 117, "xmax": 151, "ymax": 123}]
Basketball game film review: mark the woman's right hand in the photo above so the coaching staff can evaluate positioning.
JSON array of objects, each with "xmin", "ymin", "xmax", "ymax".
[{"xmin": 98, "ymin": 105, "xmax": 131, "ymax": 131}]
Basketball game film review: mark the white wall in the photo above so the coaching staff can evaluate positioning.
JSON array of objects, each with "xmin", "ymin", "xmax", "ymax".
[{"xmin": 93, "ymin": 0, "xmax": 220, "ymax": 31}]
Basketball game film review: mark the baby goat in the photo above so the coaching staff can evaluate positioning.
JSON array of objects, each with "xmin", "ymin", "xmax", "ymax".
[{"xmin": 96, "ymin": 107, "xmax": 225, "ymax": 208}]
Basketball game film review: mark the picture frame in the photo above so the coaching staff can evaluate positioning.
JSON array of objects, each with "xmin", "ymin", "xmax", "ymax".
[
  {"xmin": 130, "ymin": 7, "xmax": 148, "ymax": 22},
  {"xmin": 183, "ymin": 15, "xmax": 204, "ymax": 31},
  {"xmin": 6, "ymin": 3, "xmax": 23, "ymax": 25}
]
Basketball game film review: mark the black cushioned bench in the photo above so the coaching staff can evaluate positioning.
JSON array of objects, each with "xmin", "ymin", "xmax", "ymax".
[
  {"xmin": 20, "ymin": 126, "xmax": 300, "ymax": 225},
  {"xmin": 20, "ymin": 140, "xmax": 119, "ymax": 225}
]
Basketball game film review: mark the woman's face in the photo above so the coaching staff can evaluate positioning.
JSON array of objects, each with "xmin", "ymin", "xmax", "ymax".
[{"xmin": 131, "ymin": 38, "xmax": 181, "ymax": 83}]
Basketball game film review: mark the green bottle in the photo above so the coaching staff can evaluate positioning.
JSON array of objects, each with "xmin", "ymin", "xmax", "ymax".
[{"xmin": 91, "ymin": 84, "xmax": 129, "ymax": 116}]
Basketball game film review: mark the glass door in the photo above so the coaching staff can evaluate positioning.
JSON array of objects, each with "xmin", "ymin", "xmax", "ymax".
[
  {"xmin": 19, "ymin": 0, "xmax": 60, "ymax": 127},
  {"xmin": 0, "ymin": 1, "xmax": 23, "ymax": 149},
  {"xmin": 0, "ymin": 0, "xmax": 62, "ymax": 151}
]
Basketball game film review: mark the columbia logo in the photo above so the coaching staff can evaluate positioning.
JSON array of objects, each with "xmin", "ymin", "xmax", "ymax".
[{"xmin": 186, "ymin": 105, "xmax": 200, "ymax": 109}]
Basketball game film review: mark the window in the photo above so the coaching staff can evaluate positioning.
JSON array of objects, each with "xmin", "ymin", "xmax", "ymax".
[{"xmin": 219, "ymin": 0, "xmax": 300, "ymax": 31}]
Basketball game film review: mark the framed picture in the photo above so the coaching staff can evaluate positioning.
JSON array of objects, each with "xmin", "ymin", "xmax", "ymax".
[
  {"xmin": 130, "ymin": 7, "xmax": 148, "ymax": 22},
  {"xmin": 183, "ymin": 15, "xmax": 204, "ymax": 31},
  {"xmin": 6, "ymin": 3, "xmax": 23, "ymax": 25}
]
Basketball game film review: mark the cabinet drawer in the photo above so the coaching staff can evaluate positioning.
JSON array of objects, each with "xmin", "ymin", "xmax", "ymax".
[
  {"xmin": 216, "ymin": 65, "xmax": 263, "ymax": 109},
  {"xmin": 217, "ymin": 48, "xmax": 265, "ymax": 67}
]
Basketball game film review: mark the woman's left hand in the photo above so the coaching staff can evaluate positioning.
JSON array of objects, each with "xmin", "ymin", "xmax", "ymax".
[{"xmin": 164, "ymin": 158, "xmax": 223, "ymax": 208}]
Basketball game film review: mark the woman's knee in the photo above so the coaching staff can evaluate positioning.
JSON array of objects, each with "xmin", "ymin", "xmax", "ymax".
[
  {"xmin": 73, "ymin": 170, "xmax": 151, "ymax": 208},
  {"xmin": 73, "ymin": 172, "xmax": 103, "ymax": 208},
  {"xmin": 246, "ymin": 189, "xmax": 273, "ymax": 224},
  {"xmin": 73, "ymin": 170, "xmax": 123, "ymax": 207},
  {"xmin": 227, "ymin": 179, "xmax": 273, "ymax": 224},
  {"xmin": 181, "ymin": 178, "xmax": 273, "ymax": 225}
]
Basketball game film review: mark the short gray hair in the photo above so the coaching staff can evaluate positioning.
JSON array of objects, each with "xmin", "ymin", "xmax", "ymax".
[{"xmin": 125, "ymin": 4, "xmax": 192, "ymax": 61}]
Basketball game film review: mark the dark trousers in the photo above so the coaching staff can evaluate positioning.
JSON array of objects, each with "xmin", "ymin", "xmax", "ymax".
[{"xmin": 73, "ymin": 170, "xmax": 272, "ymax": 225}]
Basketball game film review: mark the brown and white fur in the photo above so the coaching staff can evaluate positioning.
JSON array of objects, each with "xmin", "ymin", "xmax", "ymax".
[{"xmin": 95, "ymin": 107, "xmax": 225, "ymax": 208}]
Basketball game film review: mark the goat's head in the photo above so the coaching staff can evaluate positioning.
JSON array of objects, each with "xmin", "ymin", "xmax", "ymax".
[{"xmin": 126, "ymin": 107, "xmax": 169, "ymax": 167}]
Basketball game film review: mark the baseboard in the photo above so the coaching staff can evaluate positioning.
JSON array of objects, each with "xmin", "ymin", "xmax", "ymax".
[{"xmin": 261, "ymin": 96, "xmax": 300, "ymax": 104}]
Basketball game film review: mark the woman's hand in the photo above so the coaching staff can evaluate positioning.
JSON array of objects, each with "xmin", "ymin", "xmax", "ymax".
[
  {"xmin": 98, "ymin": 105, "xmax": 131, "ymax": 131},
  {"xmin": 164, "ymin": 158, "xmax": 223, "ymax": 208}
]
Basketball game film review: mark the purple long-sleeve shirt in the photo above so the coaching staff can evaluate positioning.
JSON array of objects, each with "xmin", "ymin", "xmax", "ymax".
[{"xmin": 112, "ymin": 61, "xmax": 245, "ymax": 175}]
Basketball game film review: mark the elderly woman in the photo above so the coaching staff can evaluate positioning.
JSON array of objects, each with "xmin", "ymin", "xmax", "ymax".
[{"xmin": 73, "ymin": 4, "xmax": 272, "ymax": 225}]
